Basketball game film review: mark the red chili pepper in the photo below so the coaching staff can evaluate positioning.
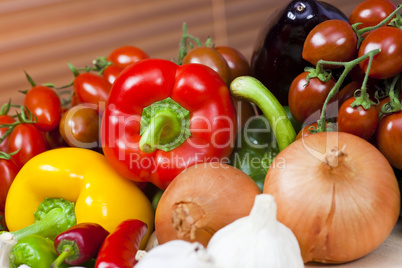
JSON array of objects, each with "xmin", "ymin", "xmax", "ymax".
[
  {"xmin": 95, "ymin": 219, "xmax": 148, "ymax": 268},
  {"xmin": 101, "ymin": 58, "xmax": 237, "ymax": 190},
  {"xmin": 51, "ymin": 222, "xmax": 109, "ymax": 267}
]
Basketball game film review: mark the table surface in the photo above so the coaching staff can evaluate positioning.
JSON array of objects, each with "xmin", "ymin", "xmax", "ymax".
[{"xmin": 305, "ymin": 218, "xmax": 402, "ymax": 268}]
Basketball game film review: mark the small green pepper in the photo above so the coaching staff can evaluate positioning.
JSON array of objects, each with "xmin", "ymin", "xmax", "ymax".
[
  {"xmin": 9, "ymin": 234, "xmax": 68, "ymax": 268},
  {"xmin": 229, "ymin": 76, "xmax": 300, "ymax": 189},
  {"xmin": 229, "ymin": 115, "xmax": 278, "ymax": 191}
]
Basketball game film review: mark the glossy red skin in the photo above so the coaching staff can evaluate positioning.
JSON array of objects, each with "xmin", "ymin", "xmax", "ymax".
[
  {"xmin": 0, "ymin": 115, "xmax": 16, "ymax": 153},
  {"xmin": 377, "ymin": 111, "xmax": 402, "ymax": 169},
  {"xmin": 0, "ymin": 158, "xmax": 19, "ymax": 212},
  {"xmin": 288, "ymin": 71, "xmax": 337, "ymax": 124},
  {"xmin": 73, "ymin": 73, "xmax": 111, "ymax": 114},
  {"xmin": 102, "ymin": 64, "xmax": 125, "ymax": 86},
  {"xmin": 214, "ymin": 46, "xmax": 250, "ymax": 83},
  {"xmin": 24, "ymin": 85, "xmax": 62, "ymax": 132},
  {"xmin": 107, "ymin": 46, "xmax": 149, "ymax": 69},
  {"xmin": 302, "ymin": 20, "xmax": 358, "ymax": 67},
  {"xmin": 349, "ymin": 0, "xmax": 397, "ymax": 28},
  {"xmin": 358, "ymin": 26, "xmax": 402, "ymax": 79},
  {"xmin": 182, "ymin": 47, "xmax": 231, "ymax": 85},
  {"xmin": 55, "ymin": 222, "xmax": 109, "ymax": 265},
  {"xmin": 101, "ymin": 59, "xmax": 237, "ymax": 190},
  {"xmin": 7, "ymin": 123, "xmax": 47, "ymax": 168},
  {"xmin": 337, "ymin": 97, "xmax": 379, "ymax": 140},
  {"xmin": 95, "ymin": 219, "xmax": 148, "ymax": 268}
]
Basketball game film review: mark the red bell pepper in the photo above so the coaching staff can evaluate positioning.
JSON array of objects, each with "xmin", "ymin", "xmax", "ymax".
[
  {"xmin": 101, "ymin": 58, "xmax": 237, "ymax": 189},
  {"xmin": 95, "ymin": 219, "xmax": 148, "ymax": 268}
]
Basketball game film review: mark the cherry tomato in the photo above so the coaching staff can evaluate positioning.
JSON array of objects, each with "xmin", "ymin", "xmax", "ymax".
[
  {"xmin": 182, "ymin": 46, "xmax": 231, "ymax": 85},
  {"xmin": 376, "ymin": 110, "xmax": 402, "ymax": 169},
  {"xmin": 8, "ymin": 123, "xmax": 47, "ymax": 168},
  {"xmin": 73, "ymin": 72, "xmax": 111, "ymax": 115},
  {"xmin": 337, "ymin": 96, "xmax": 379, "ymax": 140},
  {"xmin": 0, "ymin": 115, "xmax": 15, "ymax": 153},
  {"xmin": 103, "ymin": 64, "xmax": 125, "ymax": 86},
  {"xmin": 288, "ymin": 71, "xmax": 337, "ymax": 123},
  {"xmin": 107, "ymin": 46, "xmax": 149, "ymax": 69},
  {"xmin": 214, "ymin": 46, "xmax": 250, "ymax": 83},
  {"xmin": 0, "ymin": 157, "xmax": 19, "ymax": 212},
  {"xmin": 24, "ymin": 85, "xmax": 62, "ymax": 132},
  {"xmin": 349, "ymin": 0, "xmax": 397, "ymax": 29},
  {"xmin": 59, "ymin": 104, "xmax": 100, "ymax": 149},
  {"xmin": 358, "ymin": 26, "xmax": 402, "ymax": 80},
  {"xmin": 302, "ymin": 20, "xmax": 358, "ymax": 68}
]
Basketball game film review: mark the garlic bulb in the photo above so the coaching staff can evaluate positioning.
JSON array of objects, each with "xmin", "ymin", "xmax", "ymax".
[
  {"xmin": 135, "ymin": 240, "xmax": 216, "ymax": 268},
  {"xmin": 0, "ymin": 232, "xmax": 17, "ymax": 268},
  {"xmin": 207, "ymin": 194, "xmax": 304, "ymax": 268}
]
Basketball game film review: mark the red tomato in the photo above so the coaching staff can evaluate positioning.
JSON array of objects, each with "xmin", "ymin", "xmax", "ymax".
[
  {"xmin": 302, "ymin": 20, "xmax": 358, "ymax": 68},
  {"xmin": 214, "ymin": 46, "xmax": 250, "ymax": 83},
  {"xmin": 349, "ymin": 0, "xmax": 397, "ymax": 28},
  {"xmin": 337, "ymin": 97, "xmax": 379, "ymax": 140},
  {"xmin": 0, "ymin": 158, "xmax": 19, "ymax": 212},
  {"xmin": 103, "ymin": 64, "xmax": 125, "ymax": 85},
  {"xmin": 0, "ymin": 115, "xmax": 15, "ymax": 153},
  {"xmin": 288, "ymin": 72, "xmax": 337, "ymax": 123},
  {"xmin": 24, "ymin": 85, "xmax": 62, "ymax": 132},
  {"xmin": 358, "ymin": 26, "xmax": 402, "ymax": 79},
  {"xmin": 377, "ymin": 111, "xmax": 402, "ymax": 169},
  {"xmin": 73, "ymin": 72, "xmax": 111, "ymax": 115},
  {"xmin": 8, "ymin": 123, "xmax": 47, "ymax": 168},
  {"xmin": 107, "ymin": 46, "xmax": 149, "ymax": 69}
]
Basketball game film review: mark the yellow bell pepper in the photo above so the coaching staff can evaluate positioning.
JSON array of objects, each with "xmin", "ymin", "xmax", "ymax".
[{"xmin": 4, "ymin": 147, "xmax": 154, "ymax": 248}]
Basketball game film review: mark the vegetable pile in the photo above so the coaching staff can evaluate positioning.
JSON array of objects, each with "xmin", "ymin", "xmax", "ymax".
[{"xmin": 0, "ymin": 0, "xmax": 402, "ymax": 267}]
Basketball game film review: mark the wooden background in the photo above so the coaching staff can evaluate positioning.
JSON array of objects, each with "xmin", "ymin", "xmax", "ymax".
[{"xmin": 0, "ymin": 0, "xmax": 399, "ymax": 106}]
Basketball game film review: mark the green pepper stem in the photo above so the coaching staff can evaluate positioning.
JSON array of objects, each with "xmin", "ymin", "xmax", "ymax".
[
  {"xmin": 140, "ymin": 111, "xmax": 182, "ymax": 153},
  {"xmin": 51, "ymin": 246, "xmax": 74, "ymax": 268},
  {"xmin": 140, "ymin": 97, "xmax": 191, "ymax": 153},
  {"xmin": 12, "ymin": 197, "xmax": 76, "ymax": 242},
  {"xmin": 12, "ymin": 208, "xmax": 64, "ymax": 241},
  {"xmin": 230, "ymin": 76, "xmax": 296, "ymax": 151}
]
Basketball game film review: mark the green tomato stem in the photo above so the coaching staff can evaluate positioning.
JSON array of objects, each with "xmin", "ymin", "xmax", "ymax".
[
  {"xmin": 230, "ymin": 76, "xmax": 296, "ymax": 151},
  {"xmin": 315, "ymin": 49, "xmax": 381, "ymax": 132}
]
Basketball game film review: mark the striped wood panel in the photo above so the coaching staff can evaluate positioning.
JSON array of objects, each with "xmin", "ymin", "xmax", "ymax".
[{"xmin": 0, "ymin": 0, "xmax": 397, "ymax": 105}]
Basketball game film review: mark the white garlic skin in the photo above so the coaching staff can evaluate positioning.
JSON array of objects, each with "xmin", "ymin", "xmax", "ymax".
[
  {"xmin": 207, "ymin": 194, "xmax": 304, "ymax": 268},
  {"xmin": 135, "ymin": 240, "xmax": 216, "ymax": 268}
]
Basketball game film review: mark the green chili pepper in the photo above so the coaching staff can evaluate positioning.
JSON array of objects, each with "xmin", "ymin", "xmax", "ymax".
[
  {"xmin": 9, "ymin": 234, "xmax": 68, "ymax": 268},
  {"xmin": 229, "ymin": 77, "xmax": 300, "ymax": 189},
  {"xmin": 229, "ymin": 115, "xmax": 278, "ymax": 191},
  {"xmin": 230, "ymin": 76, "xmax": 297, "ymax": 152},
  {"xmin": 229, "ymin": 107, "xmax": 300, "ymax": 191}
]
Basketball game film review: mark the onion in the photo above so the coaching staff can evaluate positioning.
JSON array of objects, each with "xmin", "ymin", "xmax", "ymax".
[
  {"xmin": 263, "ymin": 132, "xmax": 400, "ymax": 264},
  {"xmin": 155, "ymin": 162, "xmax": 261, "ymax": 247}
]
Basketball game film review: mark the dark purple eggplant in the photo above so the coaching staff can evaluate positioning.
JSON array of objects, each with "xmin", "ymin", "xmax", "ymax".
[{"xmin": 250, "ymin": 0, "xmax": 348, "ymax": 105}]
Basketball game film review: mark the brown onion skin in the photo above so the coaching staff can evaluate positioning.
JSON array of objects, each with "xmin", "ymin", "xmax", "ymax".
[
  {"xmin": 155, "ymin": 162, "xmax": 261, "ymax": 247},
  {"xmin": 263, "ymin": 132, "xmax": 400, "ymax": 264}
]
